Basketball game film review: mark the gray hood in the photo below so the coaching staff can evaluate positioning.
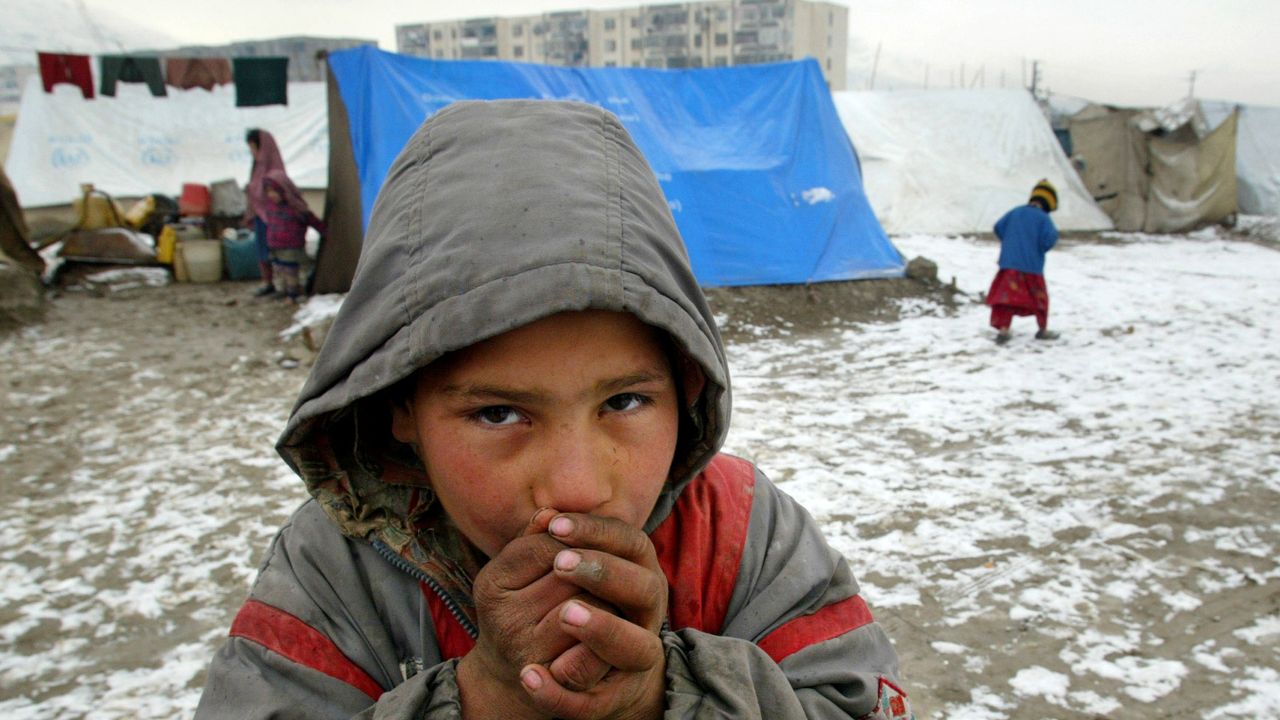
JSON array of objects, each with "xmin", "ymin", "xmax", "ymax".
[{"xmin": 277, "ymin": 101, "xmax": 731, "ymax": 572}]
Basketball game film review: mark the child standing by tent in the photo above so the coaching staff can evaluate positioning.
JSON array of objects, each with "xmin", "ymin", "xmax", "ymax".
[
  {"xmin": 195, "ymin": 100, "xmax": 910, "ymax": 719},
  {"xmin": 987, "ymin": 179, "xmax": 1061, "ymax": 344},
  {"xmin": 260, "ymin": 169, "xmax": 323, "ymax": 304},
  {"xmin": 244, "ymin": 128, "xmax": 303, "ymax": 297}
]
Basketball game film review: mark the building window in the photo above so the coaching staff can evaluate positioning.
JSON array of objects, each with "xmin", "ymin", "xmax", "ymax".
[
  {"xmin": 605, "ymin": 60, "xmax": 616, "ymax": 67},
  {"xmin": 632, "ymin": 60, "xmax": 641, "ymax": 67},
  {"xmin": 714, "ymin": 57, "xmax": 727, "ymax": 67},
  {"xmin": 604, "ymin": 18, "xmax": 616, "ymax": 31},
  {"xmin": 694, "ymin": 33, "xmax": 702, "ymax": 48},
  {"xmin": 433, "ymin": 29, "xmax": 442, "ymax": 41},
  {"xmin": 514, "ymin": 45, "xmax": 524, "ymax": 57},
  {"xmin": 605, "ymin": 39, "xmax": 617, "ymax": 52},
  {"xmin": 630, "ymin": 17, "xmax": 640, "ymax": 28},
  {"xmin": 631, "ymin": 38, "xmax": 642, "ymax": 51},
  {"xmin": 435, "ymin": 50, "xmax": 444, "ymax": 58},
  {"xmin": 513, "ymin": 24, "xmax": 523, "ymax": 37},
  {"xmin": 827, "ymin": 57, "xmax": 832, "ymax": 70},
  {"xmin": 715, "ymin": 32, "xmax": 728, "ymax": 47}
]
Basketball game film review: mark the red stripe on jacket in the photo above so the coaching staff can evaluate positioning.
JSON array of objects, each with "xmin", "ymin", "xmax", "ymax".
[
  {"xmin": 229, "ymin": 599, "xmax": 385, "ymax": 700},
  {"xmin": 651, "ymin": 453, "xmax": 756, "ymax": 634},
  {"xmin": 756, "ymin": 594, "xmax": 875, "ymax": 664},
  {"xmin": 424, "ymin": 584, "xmax": 477, "ymax": 660}
]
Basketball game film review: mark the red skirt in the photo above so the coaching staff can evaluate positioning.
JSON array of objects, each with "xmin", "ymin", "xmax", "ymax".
[{"xmin": 986, "ymin": 269, "xmax": 1049, "ymax": 315}]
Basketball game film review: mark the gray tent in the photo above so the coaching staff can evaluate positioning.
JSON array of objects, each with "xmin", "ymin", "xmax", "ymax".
[
  {"xmin": 1, "ymin": 167, "xmax": 43, "ymax": 274},
  {"xmin": 1, "ymin": 167, "xmax": 45, "ymax": 328},
  {"xmin": 1068, "ymin": 99, "xmax": 1238, "ymax": 233}
]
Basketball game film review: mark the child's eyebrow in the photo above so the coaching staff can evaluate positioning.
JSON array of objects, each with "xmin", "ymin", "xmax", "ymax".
[
  {"xmin": 438, "ymin": 384, "xmax": 544, "ymax": 404},
  {"xmin": 439, "ymin": 369, "xmax": 670, "ymax": 404},
  {"xmin": 596, "ymin": 370, "xmax": 671, "ymax": 395}
]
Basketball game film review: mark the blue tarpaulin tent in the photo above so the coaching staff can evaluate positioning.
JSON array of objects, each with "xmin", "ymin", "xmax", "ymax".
[{"xmin": 316, "ymin": 45, "xmax": 901, "ymax": 291}]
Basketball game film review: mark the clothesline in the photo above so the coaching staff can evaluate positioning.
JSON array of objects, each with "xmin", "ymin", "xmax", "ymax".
[{"xmin": 36, "ymin": 51, "xmax": 290, "ymax": 107}]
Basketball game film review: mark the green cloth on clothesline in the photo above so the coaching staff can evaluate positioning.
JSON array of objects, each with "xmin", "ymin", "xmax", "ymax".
[
  {"xmin": 100, "ymin": 55, "xmax": 167, "ymax": 97},
  {"xmin": 233, "ymin": 57, "xmax": 289, "ymax": 107}
]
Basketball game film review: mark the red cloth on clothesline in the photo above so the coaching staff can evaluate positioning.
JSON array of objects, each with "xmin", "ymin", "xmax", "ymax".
[{"xmin": 37, "ymin": 52, "xmax": 94, "ymax": 99}]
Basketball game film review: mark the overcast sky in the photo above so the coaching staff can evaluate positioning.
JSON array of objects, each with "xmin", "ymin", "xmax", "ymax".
[{"xmin": 80, "ymin": 0, "xmax": 1280, "ymax": 107}]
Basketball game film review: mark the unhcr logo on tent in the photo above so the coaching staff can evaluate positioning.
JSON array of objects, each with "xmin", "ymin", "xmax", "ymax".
[
  {"xmin": 51, "ymin": 146, "xmax": 89, "ymax": 169},
  {"xmin": 141, "ymin": 145, "xmax": 174, "ymax": 167}
]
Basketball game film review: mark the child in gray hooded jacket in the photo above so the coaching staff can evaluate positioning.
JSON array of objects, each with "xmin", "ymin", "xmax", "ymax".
[{"xmin": 196, "ymin": 100, "xmax": 911, "ymax": 720}]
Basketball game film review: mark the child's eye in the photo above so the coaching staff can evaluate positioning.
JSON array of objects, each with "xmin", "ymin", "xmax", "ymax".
[
  {"xmin": 472, "ymin": 406, "xmax": 524, "ymax": 426},
  {"xmin": 603, "ymin": 393, "xmax": 650, "ymax": 413}
]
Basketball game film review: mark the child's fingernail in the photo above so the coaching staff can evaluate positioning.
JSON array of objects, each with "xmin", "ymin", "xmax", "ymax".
[
  {"xmin": 528, "ymin": 507, "xmax": 555, "ymax": 529},
  {"xmin": 549, "ymin": 516, "xmax": 573, "ymax": 537},
  {"xmin": 562, "ymin": 600, "xmax": 590, "ymax": 627},
  {"xmin": 521, "ymin": 668, "xmax": 543, "ymax": 690},
  {"xmin": 555, "ymin": 550, "xmax": 581, "ymax": 571}
]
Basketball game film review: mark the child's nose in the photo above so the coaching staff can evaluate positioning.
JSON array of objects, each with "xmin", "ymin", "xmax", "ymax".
[{"xmin": 532, "ymin": 422, "xmax": 614, "ymax": 513}]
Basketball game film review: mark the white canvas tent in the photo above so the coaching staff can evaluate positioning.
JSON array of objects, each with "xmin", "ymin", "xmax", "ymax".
[
  {"xmin": 5, "ymin": 76, "xmax": 327, "ymax": 207},
  {"xmin": 832, "ymin": 88, "xmax": 1113, "ymax": 234}
]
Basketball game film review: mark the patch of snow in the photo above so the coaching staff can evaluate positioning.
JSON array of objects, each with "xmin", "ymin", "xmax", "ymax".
[
  {"xmin": 801, "ymin": 187, "xmax": 835, "ymax": 205},
  {"xmin": 1009, "ymin": 666, "xmax": 1070, "ymax": 702},
  {"xmin": 1234, "ymin": 615, "xmax": 1280, "ymax": 645},
  {"xmin": 279, "ymin": 293, "xmax": 345, "ymax": 340}
]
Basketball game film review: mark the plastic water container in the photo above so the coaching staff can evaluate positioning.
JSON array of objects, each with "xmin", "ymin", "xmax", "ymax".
[
  {"xmin": 181, "ymin": 239, "xmax": 223, "ymax": 282},
  {"xmin": 156, "ymin": 226, "xmax": 177, "ymax": 264},
  {"xmin": 179, "ymin": 183, "xmax": 212, "ymax": 217},
  {"xmin": 73, "ymin": 184, "xmax": 125, "ymax": 230},
  {"xmin": 222, "ymin": 229, "xmax": 261, "ymax": 280}
]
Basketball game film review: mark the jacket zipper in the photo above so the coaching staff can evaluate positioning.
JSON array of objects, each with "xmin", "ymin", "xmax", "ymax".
[{"xmin": 372, "ymin": 539, "xmax": 480, "ymax": 639}]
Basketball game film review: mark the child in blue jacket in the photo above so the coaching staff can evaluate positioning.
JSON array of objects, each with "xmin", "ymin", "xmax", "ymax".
[{"xmin": 987, "ymin": 179, "xmax": 1060, "ymax": 344}]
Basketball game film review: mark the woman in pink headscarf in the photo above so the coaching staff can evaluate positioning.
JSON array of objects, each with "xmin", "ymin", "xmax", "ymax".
[{"xmin": 244, "ymin": 128, "xmax": 297, "ymax": 297}]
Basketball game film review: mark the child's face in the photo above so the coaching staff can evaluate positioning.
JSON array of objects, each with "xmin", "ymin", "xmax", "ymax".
[
  {"xmin": 265, "ymin": 186, "xmax": 283, "ymax": 204},
  {"xmin": 391, "ymin": 310, "xmax": 681, "ymax": 558}
]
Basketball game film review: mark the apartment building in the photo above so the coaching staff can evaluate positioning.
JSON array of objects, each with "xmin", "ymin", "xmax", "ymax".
[{"xmin": 396, "ymin": 0, "xmax": 848, "ymax": 90}]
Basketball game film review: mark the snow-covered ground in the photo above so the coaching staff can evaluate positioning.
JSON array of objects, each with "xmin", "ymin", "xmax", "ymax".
[{"xmin": 0, "ymin": 227, "xmax": 1277, "ymax": 718}]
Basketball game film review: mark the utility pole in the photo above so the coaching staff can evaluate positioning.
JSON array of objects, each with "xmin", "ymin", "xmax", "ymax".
[
  {"xmin": 868, "ymin": 41, "xmax": 881, "ymax": 90},
  {"xmin": 1188, "ymin": 70, "xmax": 1197, "ymax": 98},
  {"xmin": 1029, "ymin": 59, "xmax": 1041, "ymax": 97}
]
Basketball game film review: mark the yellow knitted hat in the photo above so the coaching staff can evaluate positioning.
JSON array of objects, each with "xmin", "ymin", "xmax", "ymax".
[{"xmin": 1029, "ymin": 178, "xmax": 1058, "ymax": 212}]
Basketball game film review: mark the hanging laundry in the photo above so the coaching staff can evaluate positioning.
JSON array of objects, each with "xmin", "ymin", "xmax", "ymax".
[
  {"xmin": 165, "ymin": 57, "xmax": 233, "ymax": 91},
  {"xmin": 233, "ymin": 57, "xmax": 289, "ymax": 107},
  {"xmin": 100, "ymin": 55, "xmax": 167, "ymax": 97},
  {"xmin": 37, "ymin": 52, "xmax": 95, "ymax": 99}
]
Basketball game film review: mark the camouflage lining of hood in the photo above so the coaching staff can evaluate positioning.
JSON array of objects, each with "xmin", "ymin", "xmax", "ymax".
[{"xmin": 281, "ymin": 401, "xmax": 487, "ymax": 627}]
